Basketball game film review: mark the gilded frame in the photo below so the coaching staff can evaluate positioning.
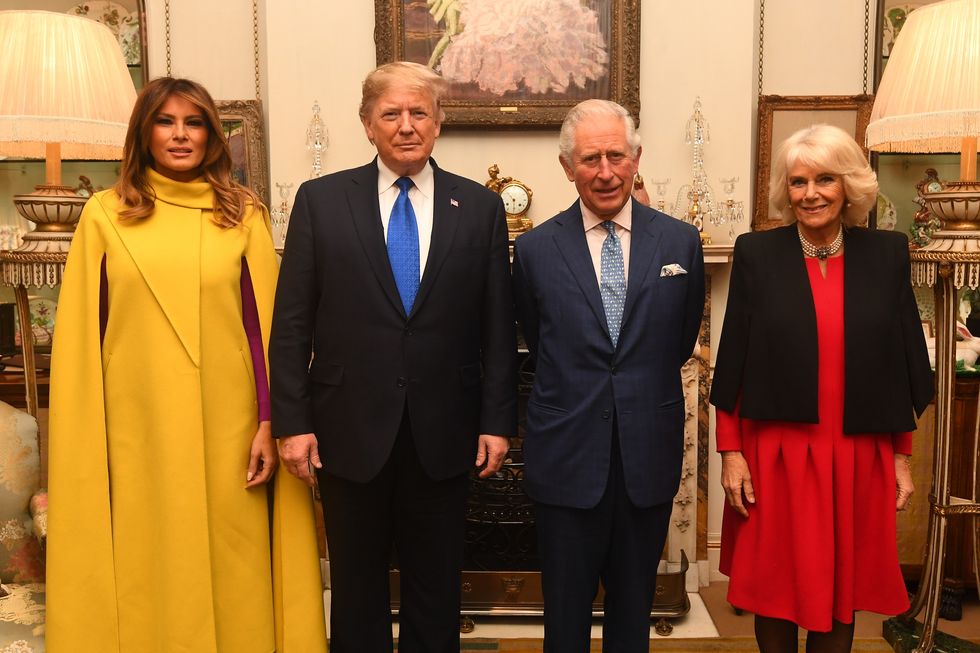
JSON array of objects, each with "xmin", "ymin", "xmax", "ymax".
[
  {"xmin": 374, "ymin": 0, "xmax": 641, "ymax": 127},
  {"xmin": 754, "ymin": 94, "xmax": 874, "ymax": 231},
  {"xmin": 216, "ymin": 100, "xmax": 270, "ymax": 207}
]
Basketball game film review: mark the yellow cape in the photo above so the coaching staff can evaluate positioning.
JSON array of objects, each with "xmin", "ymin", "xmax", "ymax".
[{"xmin": 46, "ymin": 170, "xmax": 326, "ymax": 652}]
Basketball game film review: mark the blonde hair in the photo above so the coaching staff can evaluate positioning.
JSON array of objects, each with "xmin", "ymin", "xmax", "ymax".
[
  {"xmin": 359, "ymin": 61, "xmax": 448, "ymax": 123},
  {"xmin": 770, "ymin": 124, "xmax": 878, "ymax": 227},
  {"xmin": 114, "ymin": 77, "xmax": 261, "ymax": 227}
]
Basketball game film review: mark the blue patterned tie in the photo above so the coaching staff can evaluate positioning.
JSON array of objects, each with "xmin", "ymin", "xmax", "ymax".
[
  {"xmin": 387, "ymin": 177, "xmax": 420, "ymax": 313},
  {"xmin": 600, "ymin": 220, "xmax": 626, "ymax": 347}
]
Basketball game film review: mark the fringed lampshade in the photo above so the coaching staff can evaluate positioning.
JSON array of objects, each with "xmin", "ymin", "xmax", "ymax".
[
  {"xmin": 867, "ymin": 0, "xmax": 980, "ymax": 158},
  {"xmin": 0, "ymin": 11, "xmax": 135, "ymax": 160}
]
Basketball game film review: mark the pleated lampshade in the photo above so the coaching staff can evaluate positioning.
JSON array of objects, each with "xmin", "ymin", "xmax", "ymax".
[
  {"xmin": 867, "ymin": 0, "xmax": 980, "ymax": 154},
  {"xmin": 0, "ymin": 10, "xmax": 136, "ymax": 160}
]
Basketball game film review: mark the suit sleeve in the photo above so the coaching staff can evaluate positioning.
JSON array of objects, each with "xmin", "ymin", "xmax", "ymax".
[
  {"xmin": 680, "ymin": 230, "xmax": 706, "ymax": 368},
  {"xmin": 710, "ymin": 235, "xmax": 752, "ymax": 412},
  {"xmin": 511, "ymin": 238, "xmax": 539, "ymax": 362},
  {"xmin": 46, "ymin": 197, "xmax": 121, "ymax": 649},
  {"xmin": 478, "ymin": 196, "xmax": 518, "ymax": 437},
  {"xmin": 269, "ymin": 183, "xmax": 319, "ymax": 437}
]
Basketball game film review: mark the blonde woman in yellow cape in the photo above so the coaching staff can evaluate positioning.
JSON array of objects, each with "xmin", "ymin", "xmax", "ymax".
[{"xmin": 46, "ymin": 77, "xmax": 327, "ymax": 652}]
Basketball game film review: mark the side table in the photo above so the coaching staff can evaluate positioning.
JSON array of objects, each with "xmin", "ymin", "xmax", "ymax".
[{"xmin": 0, "ymin": 249, "xmax": 65, "ymax": 418}]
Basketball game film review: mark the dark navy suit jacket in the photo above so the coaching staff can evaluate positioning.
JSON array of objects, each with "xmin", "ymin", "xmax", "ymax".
[
  {"xmin": 513, "ymin": 200, "xmax": 705, "ymax": 509},
  {"xmin": 270, "ymin": 159, "xmax": 517, "ymax": 483}
]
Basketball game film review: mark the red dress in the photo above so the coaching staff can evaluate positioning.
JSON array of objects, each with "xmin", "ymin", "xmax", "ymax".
[{"xmin": 717, "ymin": 256, "xmax": 911, "ymax": 632}]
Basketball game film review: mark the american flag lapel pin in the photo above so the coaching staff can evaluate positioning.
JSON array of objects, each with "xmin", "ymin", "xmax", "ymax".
[{"xmin": 450, "ymin": 198, "xmax": 459, "ymax": 207}]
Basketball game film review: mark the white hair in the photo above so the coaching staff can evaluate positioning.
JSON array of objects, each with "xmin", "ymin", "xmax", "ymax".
[{"xmin": 558, "ymin": 99, "xmax": 640, "ymax": 164}]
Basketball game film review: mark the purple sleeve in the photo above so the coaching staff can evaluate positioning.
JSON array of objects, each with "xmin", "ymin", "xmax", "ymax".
[{"xmin": 241, "ymin": 258, "xmax": 271, "ymax": 422}]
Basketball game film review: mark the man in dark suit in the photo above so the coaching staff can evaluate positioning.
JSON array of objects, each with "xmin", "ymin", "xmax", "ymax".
[
  {"xmin": 269, "ymin": 61, "xmax": 517, "ymax": 653},
  {"xmin": 512, "ymin": 99, "xmax": 704, "ymax": 652}
]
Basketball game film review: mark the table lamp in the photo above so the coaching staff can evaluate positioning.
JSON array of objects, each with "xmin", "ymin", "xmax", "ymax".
[{"xmin": 0, "ymin": 10, "xmax": 136, "ymax": 417}]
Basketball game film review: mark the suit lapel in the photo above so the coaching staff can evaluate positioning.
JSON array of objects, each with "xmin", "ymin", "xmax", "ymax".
[
  {"xmin": 412, "ymin": 164, "xmax": 460, "ymax": 317},
  {"xmin": 621, "ymin": 205, "xmax": 663, "ymax": 330},
  {"xmin": 552, "ymin": 202, "xmax": 609, "ymax": 336},
  {"xmin": 346, "ymin": 161, "xmax": 406, "ymax": 317}
]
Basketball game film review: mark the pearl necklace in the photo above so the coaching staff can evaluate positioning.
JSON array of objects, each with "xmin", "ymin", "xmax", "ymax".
[{"xmin": 798, "ymin": 224, "xmax": 843, "ymax": 260}]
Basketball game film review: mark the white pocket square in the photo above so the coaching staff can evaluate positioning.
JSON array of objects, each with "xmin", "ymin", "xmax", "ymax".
[{"xmin": 660, "ymin": 263, "xmax": 687, "ymax": 277}]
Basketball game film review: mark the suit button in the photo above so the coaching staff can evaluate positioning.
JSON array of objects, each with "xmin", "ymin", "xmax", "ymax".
[
  {"xmin": 404, "ymin": 328, "xmax": 414, "ymax": 336},
  {"xmin": 601, "ymin": 410, "xmax": 611, "ymax": 420},
  {"xmin": 397, "ymin": 377, "xmax": 407, "ymax": 388},
  {"xmin": 610, "ymin": 365, "xmax": 617, "ymax": 375}
]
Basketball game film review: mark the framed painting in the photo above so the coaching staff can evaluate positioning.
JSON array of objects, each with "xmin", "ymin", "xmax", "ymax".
[
  {"xmin": 754, "ymin": 94, "xmax": 874, "ymax": 231},
  {"xmin": 374, "ymin": 0, "xmax": 641, "ymax": 127},
  {"xmin": 216, "ymin": 100, "xmax": 270, "ymax": 207}
]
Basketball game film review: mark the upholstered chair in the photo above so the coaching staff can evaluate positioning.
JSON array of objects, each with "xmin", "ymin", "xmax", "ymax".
[{"xmin": 0, "ymin": 401, "xmax": 46, "ymax": 652}]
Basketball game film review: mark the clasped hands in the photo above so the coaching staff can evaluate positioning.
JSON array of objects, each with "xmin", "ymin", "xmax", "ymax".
[{"xmin": 278, "ymin": 432, "xmax": 511, "ymax": 487}]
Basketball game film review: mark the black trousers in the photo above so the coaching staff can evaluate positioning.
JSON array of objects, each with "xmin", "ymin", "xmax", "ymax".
[
  {"xmin": 534, "ymin": 433, "xmax": 673, "ymax": 653},
  {"xmin": 318, "ymin": 409, "xmax": 469, "ymax": 653}
]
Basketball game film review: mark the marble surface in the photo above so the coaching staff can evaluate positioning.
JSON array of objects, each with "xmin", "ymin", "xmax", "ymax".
[{"xmin": 322, "ymin": 591, "xmax": 721, "ymax": 640}]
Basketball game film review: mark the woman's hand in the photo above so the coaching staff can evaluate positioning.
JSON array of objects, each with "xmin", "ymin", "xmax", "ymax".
[
  {"xmin": 895, "ymin": 453, "xmax": 914, "ymax": 511},
  {"xmin": 246, "ymin": 420, "xmax": 278, "ymax": 488},
  {"xmin": 721, "ymin": 451, "xmax": 755, "ymax": 518}
]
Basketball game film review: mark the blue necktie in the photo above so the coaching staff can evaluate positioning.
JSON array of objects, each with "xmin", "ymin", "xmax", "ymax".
[
  {"xmin": 387, "ymin": 177, "xmax": 420, "ymax": 313},
  {"xmin": 600, "ymin": 220, "xmax": 626, "ymax": 347}
]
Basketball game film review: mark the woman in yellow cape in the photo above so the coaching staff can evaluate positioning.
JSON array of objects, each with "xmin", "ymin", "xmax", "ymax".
[{"xmin": 46, "ymin": 77, "xmax": 327, "ymax": 652}]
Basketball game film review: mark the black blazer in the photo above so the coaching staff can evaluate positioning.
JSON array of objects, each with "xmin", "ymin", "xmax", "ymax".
[
  {"xmin": 269, "ymin": 159, "xmax": 517, "ymax": 482},
  {"xmin": 710, "ymin": 225, "xmax": 932, "ymax": 434}
]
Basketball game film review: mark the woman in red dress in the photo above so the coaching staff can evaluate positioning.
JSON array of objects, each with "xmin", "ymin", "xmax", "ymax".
[{"xmin": 709, "ymin": 124, "xmax": 933, "ymax": 652}]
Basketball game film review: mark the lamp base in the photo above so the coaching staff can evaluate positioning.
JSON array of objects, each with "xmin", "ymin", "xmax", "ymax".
[
  {"xmin": 910, "ymin": 229, "xmax": 980, "ymax": 289},
  {"xmin": 12, "ymin": 184, "xmax": 86, "ymax": 232},
  {"xmin": 883, "ymin": 616, "xmax": 980, "ymax": 653},
  {"xmin": 923, "ymin": 182, "xmax": 980, "ymax": 230}
]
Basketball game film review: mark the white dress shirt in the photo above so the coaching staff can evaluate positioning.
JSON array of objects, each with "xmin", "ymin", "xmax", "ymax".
[
  {"xmin": 377, "ymin": 159, "xmax": 435, "ymax": 276},
  {"xmin": 582, "ymin": 198, "xmax": 632, "ymax": 285}
]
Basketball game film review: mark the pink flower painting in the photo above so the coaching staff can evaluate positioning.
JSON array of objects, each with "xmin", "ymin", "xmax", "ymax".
[{"xmin": 435, "ymin": 0, "xmax": 609, "ymax": 97}]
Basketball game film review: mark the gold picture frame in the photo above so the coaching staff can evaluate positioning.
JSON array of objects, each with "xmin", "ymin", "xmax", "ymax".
[
  {"xmin": 374, "ymin": 0, "xmax": 641, "ymax": 127},
  {"xmin": 216, "ymin": 100, "xmax": 270, "ymax": 207},
  {"xmin": 754, "ymin": 94, "xmax": 874, "ymax": 231}
]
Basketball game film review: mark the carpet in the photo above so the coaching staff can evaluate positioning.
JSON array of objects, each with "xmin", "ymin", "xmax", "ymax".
[{"xmin": 428, "ymin": 637, "xmax": 900, "ymax": 652}]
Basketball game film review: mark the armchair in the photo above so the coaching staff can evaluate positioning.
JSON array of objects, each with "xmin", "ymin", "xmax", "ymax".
[{"xmin": 0, "ymin": 401, "xmax": 46, "ymax": 652}]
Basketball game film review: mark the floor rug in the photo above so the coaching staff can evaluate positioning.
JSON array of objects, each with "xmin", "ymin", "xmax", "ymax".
[{"xmin": 392, "ymin": 637, "xmax": 901, "ymax": 652}]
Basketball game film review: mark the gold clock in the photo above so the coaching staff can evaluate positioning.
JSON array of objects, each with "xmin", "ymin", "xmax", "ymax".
[
  {"xmin": 500, "ymin": 180, "xmax": 532, "ymax": 218},
  {"xmin": 485, "ymin": 164, "xmax": 533, "ymax": 238}
]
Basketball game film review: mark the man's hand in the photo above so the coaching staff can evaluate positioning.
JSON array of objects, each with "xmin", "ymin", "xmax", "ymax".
[
  {"xmin": 475, "ymin": 434, "xmax": 509, "ymax": 478},
  {"xmin": 279, "ymin": 433, "xmax": 322, "ymax": 487},
  {"xmin": 721, "ymin": 451, "xmax": 755, "ymax": 518}
]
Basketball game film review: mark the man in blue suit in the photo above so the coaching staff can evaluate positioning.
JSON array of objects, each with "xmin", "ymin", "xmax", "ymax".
[{"xmin": 512, "ymin": 99, "xmax": 704, "ymax": 652}]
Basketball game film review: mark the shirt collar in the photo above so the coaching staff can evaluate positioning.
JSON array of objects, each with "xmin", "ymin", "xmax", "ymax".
[
  {"xmin": 581, "ymin": 198, "xmax": 633, "ymax": 233},
  {"xmin": 377, "ymin": 158, "xmax": 434, "ymax": 199}
]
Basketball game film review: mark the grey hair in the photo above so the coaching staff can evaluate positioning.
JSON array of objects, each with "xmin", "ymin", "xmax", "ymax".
[
  {"xmin": 770, "ymin": 124, "xmax": 878, "ymax": 227},
  {"xmin": 359, "ymin": 61, "xmax": 449, "ymax": 123},
  {"xmin": 558, "ymin": 99, "xmax": 641, "ymax": 164}
]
